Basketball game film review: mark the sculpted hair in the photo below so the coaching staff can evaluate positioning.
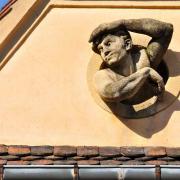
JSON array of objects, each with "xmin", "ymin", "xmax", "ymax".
[{"xmin": 92, "ymin": 29, "xmax": 132, "ymax": 54}]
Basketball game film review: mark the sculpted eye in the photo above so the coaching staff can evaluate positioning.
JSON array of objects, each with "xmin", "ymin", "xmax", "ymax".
[{"xmin": 106, "ymin": 41, "xmax": 111, "ymax": 46}]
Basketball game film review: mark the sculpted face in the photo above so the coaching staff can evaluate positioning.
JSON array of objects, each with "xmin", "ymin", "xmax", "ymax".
[{"xmin": 97, "ymin": 34, "xmax": 128, "ymax": 67}]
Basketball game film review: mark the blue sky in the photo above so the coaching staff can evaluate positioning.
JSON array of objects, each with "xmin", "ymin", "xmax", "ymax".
[{"xmin": 0, "ymin": 0, "xmax": 9, "ymax": 10}]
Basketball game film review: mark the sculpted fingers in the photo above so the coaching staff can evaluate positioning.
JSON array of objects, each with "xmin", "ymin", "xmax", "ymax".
[
  {"xmin": 157, "ymin": 82, "xmax": 165, "ymax": 101},
  {"xmin": 157, "ymin": 79, "xmax": 165, "ymax": 93},
  {"xmin": 89, "ymin": 23, "xmax": 108, "ymax": 43}
]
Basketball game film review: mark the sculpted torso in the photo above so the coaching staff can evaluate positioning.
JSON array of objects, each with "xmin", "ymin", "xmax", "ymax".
[{"xmin": 89, "ymin": 19, "xmax": 173, "ymax": 104}]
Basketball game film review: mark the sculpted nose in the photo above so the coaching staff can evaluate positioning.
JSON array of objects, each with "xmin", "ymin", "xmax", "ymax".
[{"xmin": 104, "ymin": 51, "xmax": 110, "ymax": 56}]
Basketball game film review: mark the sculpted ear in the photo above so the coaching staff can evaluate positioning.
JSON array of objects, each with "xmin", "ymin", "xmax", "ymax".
[{"xmin": 125, "ymin": 38, "xmax": 132, "ymax": 51}]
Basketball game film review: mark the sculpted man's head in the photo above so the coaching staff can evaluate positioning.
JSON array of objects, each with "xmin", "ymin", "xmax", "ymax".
[{"xmin": 91, "ymin": 30, "xmax": 132, "ymax": 67}]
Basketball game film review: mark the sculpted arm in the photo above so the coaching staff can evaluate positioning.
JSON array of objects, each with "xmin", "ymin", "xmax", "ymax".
[
  {"xmin": 89, "ymin": 18, "xmax": 173, "ymax": 68},
  {"xmin": 94, "ymin": 67, "xmax": 154, "ymax": 102},
  {"xmin": 123, "ymin": 19, "xmax": 173, "ymax": 68}
]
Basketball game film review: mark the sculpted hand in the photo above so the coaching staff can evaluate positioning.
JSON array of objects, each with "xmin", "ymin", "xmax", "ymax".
[
  {"xmin": 148, "ymin": 68, "xmax": 165, "ymax": 100},
  {"xmin": 157, "ymin": 78, "xmax": 165, "ymax": 93},
  {"xmin": 89, "ymin": 20, "xmax": 124, "ymax": 43},
  {"xmin": 156, "ymin": 78, "xmax": 165, "ymax": 101}
]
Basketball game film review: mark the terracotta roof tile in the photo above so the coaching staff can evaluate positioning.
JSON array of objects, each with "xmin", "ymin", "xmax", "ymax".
[{"xmin": 0, "ymin": 145, "xmax": 179, "ymax": 166}]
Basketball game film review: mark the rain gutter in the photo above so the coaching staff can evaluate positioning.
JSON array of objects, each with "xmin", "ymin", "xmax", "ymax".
[{"xmin": 3, "ymin": 165, "xmax": 180, "ymax": 180}]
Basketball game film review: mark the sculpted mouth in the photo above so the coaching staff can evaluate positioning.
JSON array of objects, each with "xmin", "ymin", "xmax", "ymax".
[{"xmin": 106, "ymin": 53, "xmax": 113, "ymax": 61}]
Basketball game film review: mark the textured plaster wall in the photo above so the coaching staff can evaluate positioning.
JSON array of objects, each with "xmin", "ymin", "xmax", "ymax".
[{"xmin": 0, "ymin": 1, "xmax": 179, "ymax": 146}]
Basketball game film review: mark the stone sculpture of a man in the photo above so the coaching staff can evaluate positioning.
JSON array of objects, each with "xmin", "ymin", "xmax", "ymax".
[{"xmin": 89, "ymin": 18, "xmax": 173, "ymax": 104}]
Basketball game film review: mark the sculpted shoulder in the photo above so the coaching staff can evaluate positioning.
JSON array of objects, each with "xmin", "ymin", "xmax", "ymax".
[{"xmin": 93, "ymin": 69, "xmax": 123, "ymax": 99}]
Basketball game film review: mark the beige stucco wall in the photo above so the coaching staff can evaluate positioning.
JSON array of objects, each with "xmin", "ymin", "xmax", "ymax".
[{"xmin": 0, "ymin": 0, "xmax": 179, "ymax": 146}]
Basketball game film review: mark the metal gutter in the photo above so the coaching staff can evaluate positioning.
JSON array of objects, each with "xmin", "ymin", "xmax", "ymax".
[
  {"xmin": 3, "ymin": 165, "xmax": 180, "ymax": 180},
  {"xmin": 79, "ymin": 165, "xmax": 156, "ymax": 180},
  {"xmin": 161, "ymin": 165, "xmax": 180, "ymax": 180},
  {"xmin": 3, "ymin": 165, "xmax": 74, "ymax": 180}
]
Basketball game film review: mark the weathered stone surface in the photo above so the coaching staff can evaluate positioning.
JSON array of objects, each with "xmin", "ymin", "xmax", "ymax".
[
  {"xmin": 166, "ymin": 148, "xmax": 180, "ymax": 157},
  {"xmin": 144, "ymin": 147, "xmax": 166, "ymax": 157},
  {"xmin": 21, "ymin": 156, "xmax": 41, "ymax": 161},
  {"xmin": 0, "ymin": 160, "xmax": 7, "ymax": 165},
  {"xmin": 8, "ymin": 146, "xmax": 30, "ymax": 156},
  {"xmin": 54, "ymin": 160, "xmax": 77, "ymax": 165},
  {"xmin": 99, "ymin": 147, "xmax": 121, "ymax": 157},
  {"xmin": 31, "ymin": 160, "xmax": 53, "ymax": 165},
  {"xmin": 121, "ymin": 147, "xmax": 144, "ymax": 157},
  {"xmin": 0, "ymin": 155, "xmax": 19, "ymax": 160},
  {"xmin": 100, "ymin": 160, "xmax": 122, "ymax": 165},
  {"xmin": 31, "ymin": 146, "xmax": 53, "ymax": 156},
  {"xmin": 78, "ymin": 160, "xmax": 99, "ymax": 165},
  {"xmin": 44, "ymin": 155, "xmax": 64, "ymax": 160},
  {"xmin": 7, "ymin": 161, "xmax": 30, "ymax": 165},
  {"xmin": 123, "ymin": 160, "xmax": 144, "ymax": 165},
  {"xmin": 0, "ymin": 145, "xmax": 7, "ymax": 155},
  {"xmin": 77, "ymin": 146, "xmax": 98, "ymax": 157},
  {"xmin": 54, "ymin": 146, "xmax": 76, "ymax": 157},
  {"xmin": 90, "ymin": 18, "xmax": 174, "ymax": 119},
  {"xmin": 145, "ymin": 160, "xmax": 167, "ymax": 165}
]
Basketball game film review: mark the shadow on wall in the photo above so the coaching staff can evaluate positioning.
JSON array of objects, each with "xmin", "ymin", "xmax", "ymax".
[
  {"xmin": 120, "ymin": 92, "xmax": 180, "ymax": 138},
  {"xmin": 165, "ymin": 50, "xmax": 180, "ymax": 77},
  {"xmin": 110, "ymin": 49, "xmax": 180, "ymax": 138}
]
